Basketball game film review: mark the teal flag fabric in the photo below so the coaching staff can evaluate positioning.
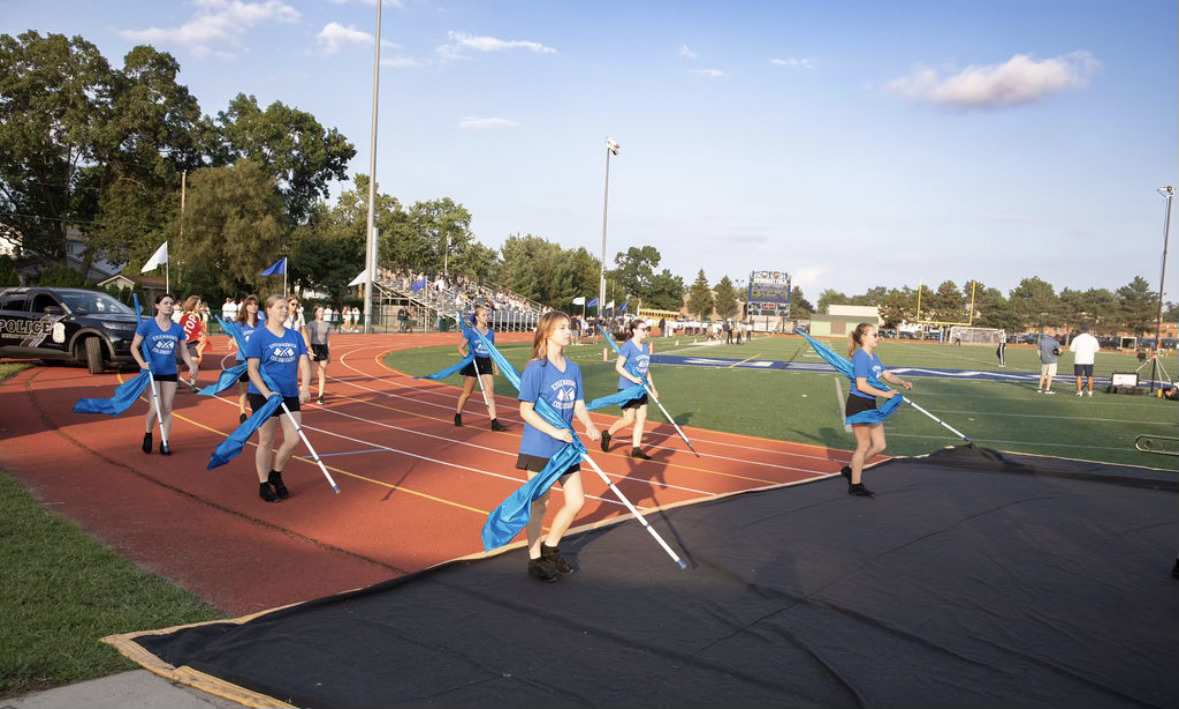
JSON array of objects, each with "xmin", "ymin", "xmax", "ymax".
[{"xmin": 798, "ymin": 330, "xmax": 904, "ymax": 424}]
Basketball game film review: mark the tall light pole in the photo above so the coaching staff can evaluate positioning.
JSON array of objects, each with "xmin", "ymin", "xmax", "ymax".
[
  {"xmin": 362, "ymin": 0, "xmax": 383, "ymax": 334},
  {"xmin": 1151, "ymin": 186, "xmax": 1173, "ymax": 392},
  {"xmin": 599, "ymin": 137, "xmax": 620, "ymax": 321}
]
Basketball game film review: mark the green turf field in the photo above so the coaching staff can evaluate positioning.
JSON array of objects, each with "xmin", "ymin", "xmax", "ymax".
[{"xmin": 387, "ymin": 335, "xmax": 1178, "ymax": 470}]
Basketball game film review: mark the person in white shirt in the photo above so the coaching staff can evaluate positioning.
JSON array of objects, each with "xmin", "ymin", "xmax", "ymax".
[
  {"xmin": 1068, "ymin": 326, "xmax": 1101, "ymax": 396},
  {"xmin": 221, "ymin": 297, "xmax": 238, "ymax": 323}
]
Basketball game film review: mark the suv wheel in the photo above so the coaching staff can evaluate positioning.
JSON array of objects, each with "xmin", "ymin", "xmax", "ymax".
[{"xmin": 84, "ymin": 337, "xmax": 105, "ymax": 374}]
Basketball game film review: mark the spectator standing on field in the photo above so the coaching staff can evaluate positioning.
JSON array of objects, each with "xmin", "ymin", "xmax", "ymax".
[
  {"xmin": 1069, "ymin": 326, "xmax": 1101, "ymax": 397},
  {"xmin": 1036, "ymin": 329, "xmax": 1061, "ymax": 394}
]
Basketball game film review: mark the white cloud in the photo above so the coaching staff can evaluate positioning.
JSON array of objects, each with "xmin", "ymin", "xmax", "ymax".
[
  {"xmin": 437, "ymin": 31, "xmax": 556, "ymax": 61},
  {"xmin": 771, "ymin": 57, "xmax": 814, "ymax": 69},
  {"xmin": 121, "ymin": 0, "xmax": 300, "ymax": 58},
  {"xmin": 317, "ymin": 22, "xmax": 372, "ymax": 55},
  {"xmin": 458, "ymin": 116, "xmax": 520, "ymax": 129},
  {"xmin": 882, "ymin": 51, "xmax": 1100, "ymax": 108},
  {"xmin": 691, "ymin": 68, "xmax": 725, "ymax": 78},
  {"xmin": 679, "ymin": 44, "xmax": 697, "ymax": 59}
]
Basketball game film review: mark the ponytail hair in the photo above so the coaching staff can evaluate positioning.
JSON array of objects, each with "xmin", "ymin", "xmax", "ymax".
[
  {"xmin": 619, "ymin": 318, "xmax": 646, "ymax": 342},
  {"xmin": 531, "ymin": 311, "xmax": 570, "ymax": 363},
  {"xmin": 848, "ymin": 322, "xmax": 875, "ymax": 358}
]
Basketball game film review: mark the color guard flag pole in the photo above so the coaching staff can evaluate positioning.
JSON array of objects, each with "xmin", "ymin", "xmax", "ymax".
[
  {"xmin": 276, "ymin": 398, "xmax": 341, "ymax": 494},
  {"xmin": 598, "ymin": 325, "xmax": 699, "ymax": 456},
  {"xmin": 905, "ymin": 399, "xmax": 971, "ymax": 443},
  {"xmin": 134, "ymin": 293, "xmax": 169, "ymax": 453}
]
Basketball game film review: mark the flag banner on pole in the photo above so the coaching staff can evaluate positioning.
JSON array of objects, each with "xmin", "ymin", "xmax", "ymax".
[
  {"xmin": 411, "ymin": 277, "xmax": 427, "ymax": 293},
  {"xmin": 572, "ymin": 296, "xmax": 586, "ymax": 305},
  {"xmin": 586, "ymin": 298, "xmax": 599, "ymax": 307},
  {"xmin": 141, "ymin": 241, "xmax": 168, "ymax": 273},
  {"xmin": 260, "ymin": 257, "xmax": 287, "ymax": 276},
  {"xmin": 73, "ymin": 371, "xmax": 151, "ymax": 415},
  {"xmin": 618, "ymin": 303, "xmax": 627, "ymax": 312},
  {"xmin": 199, "ymin": 318, "xmax": 249, "ymax": 396},
  {"xmin": 415, "ymin": 352, "xmax": 475, "ymax": 381},
  {"xmin": 605, "ymin": 300, "xmax": 615, "ymax": 309},
  {"xmin": 347, "ymin": 269, "xmax": 369, "ymax": 287},
  {"xmin": 798, "ymin": 330, "xmax": 904, "ymax": 424},
  {"xmin": 586, "ymin": 385, "xmax": 647, "ymax": 411},
  {"xmin": 468, "ymin": 329, "xmax": 596, "ymax": 551}
]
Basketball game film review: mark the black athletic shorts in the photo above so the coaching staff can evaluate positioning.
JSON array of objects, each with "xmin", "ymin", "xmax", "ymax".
[
  {"xmin": 310, "ymin": 344, "xmax": 330, "ymax": 362},
  {"xmin": 845, "ymin": 394, "xmax": 877, "ymax": 418},
  {"xmin": 152, "ymin": 372, "xmax": 178, "ymax": 383},
  {"xmin": 238, "ymin": 369, "xmax": 250, "ymax": 383},
  {"xmin": 515, "ymin": 453, "xmax": 580, "ymax": 478},
  {"xmin": 248, "ymin": 392, "xmax": 301, "ymax": 419},
  {"xmin": 461, "ymin": 356, "xmax": 493, "ymax": 377},
  {"xmin": 618, "ymin": 388, "xmax": 649, "ymax": 410}
]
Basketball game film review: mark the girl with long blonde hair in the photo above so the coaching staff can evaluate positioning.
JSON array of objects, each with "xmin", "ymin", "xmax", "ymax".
[{"xmin": 842, "ymin": 322, "xmax": 912, "ymax": 497}]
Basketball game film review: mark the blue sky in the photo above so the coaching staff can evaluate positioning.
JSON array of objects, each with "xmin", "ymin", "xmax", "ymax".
[{"xmin": 4, "ymin": 0, "xmax": 1177, "ymax": 302}]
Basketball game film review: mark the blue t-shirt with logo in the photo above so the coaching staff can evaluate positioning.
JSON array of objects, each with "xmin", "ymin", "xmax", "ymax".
[
  {"xmin": 463, "ymin": 326, "xmax": 494, "ymax": 358},
  {"xmin": 243, "ymin": 326, "xmax": 307, "ymax": 397},
  {"xmin": 234, "ymin": 320, "xmax": 262, "ymax": 362},
  {"xmin": 135, "ymin": 318, "xmax": 182, "ymax": 375},
  {"xmin": 518, "ymin": 358, "xmax": 582, "ymax": 460},
  {"xmin": 850, "ymin": 349, "xmax": 884, "ymax": 399},
  {"xmin": 616, "ymin": 339, "xmax": 650, "ymax": 390}
]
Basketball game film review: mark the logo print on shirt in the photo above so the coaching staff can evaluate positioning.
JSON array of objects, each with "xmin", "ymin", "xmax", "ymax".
[{"xmin": 551, "ymin": 378, "xmax": 576, "ymax": 410}]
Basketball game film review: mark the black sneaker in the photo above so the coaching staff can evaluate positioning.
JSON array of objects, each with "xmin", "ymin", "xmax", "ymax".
[
  {"xmin": 259, "ymin": 482, "xmax": 278, "ymax": 503},
  {"xmin": 541, "ymin": 543, "xmax": 574, "ymax": 575},
  {"xmin": 600, "ymin": 430, "xmax": 612, "ymax": 453},
  {"xmin": 527, "ymin": 557, "xmax": 560, "ymax": 583},
  {"xmin": 490, "ymin": 418, "xmax": 507, "ymax": 432},
  {"xmin": 630, "ymin": 448, "xmax": 652, "ymax": 460},
  {"xmin": 317, "ymin": 396, "xmax": 325, "ymax": 406},
  {"xmin": 239, "ymin": 412, "xmax": 248, "ymax": 424},
  {"xmin": 268, "ymin": 470, "xmax": 289, "ymax": 499},
  {"xmin": 159, "ymin": 442, "xmax": 172, "ymax": 456},
  {"xmin": 454, "ymin": 413, "xmax": 462, "ymax": 427},
  {"xmin": 839, "ymin": 465, "xmax": 852, "ymax": 481},
  {"xmin": 142, "ymin": 432, "xmax": 153, "ymax": 454},
  {"xmin": 848, "ymin": 482, "xmax": 875, "ymax": 498}
]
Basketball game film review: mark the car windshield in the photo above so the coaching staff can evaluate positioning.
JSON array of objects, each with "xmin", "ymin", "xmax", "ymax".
[{"xmin": 58, "ymin": 291, "xmax": 133, "ymax": 316}]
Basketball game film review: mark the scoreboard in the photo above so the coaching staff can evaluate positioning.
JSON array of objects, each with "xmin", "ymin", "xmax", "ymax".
[{"xmin": 746, "ymin": 270, "xmax": 791, "ymax": 317}]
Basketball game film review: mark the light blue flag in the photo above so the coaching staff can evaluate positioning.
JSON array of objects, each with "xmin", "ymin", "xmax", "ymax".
[
  {"xmin": 206, "ymin": 316, "xmax": 286, "ymax": 470},
  {"xmin": 73, "ymin": 370, "xmax": 151, "ymax": 415},
  {"xmin": 468, "ymin": 329, "xmax": 593, "ymax": 551},
  {"xmin": 798, "ymin": 330, "xmax": 904, "ymax": 424},
  {"xmin": 415, "ymin": 351, "xmax": 475, "ymax": 381},
  {"xmin": 199, "ymin": 317, "xmax": 249, "ymax": 396},
  {"xmin": 594, "ymin": 325, "xmax": 652, "ymax": 408}
]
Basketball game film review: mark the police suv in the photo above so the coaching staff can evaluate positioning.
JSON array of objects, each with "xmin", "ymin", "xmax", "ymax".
[{"xmin": 0, "ymin": 287, "xmax": 139, "ymax": 374}]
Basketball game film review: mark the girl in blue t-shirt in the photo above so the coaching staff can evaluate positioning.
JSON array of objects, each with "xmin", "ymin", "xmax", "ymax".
[
  {"xmin": 842, "ymin": 323, "xmax": 912, "ymax": 497},
  {"xmin": 231, "ymin": 294, "xmax": 262, "ymax": 423},
  {"xmin": 517, "ymin": 311, "xmax": 600, "ymax": 582},
  {"xmin": 130, "ymin": 293, "xmax": 198, "ymax": 456},
  {"xmin": 454, "ymin": 305, "xmax": 505, "ymax": 431},
  {"xmin": 244, "ymin": 294, "xmax": 311, "ymax": 503},
  {"xmin": 600, "ymin": 318, "xmax": 660, "ymax": 459}
]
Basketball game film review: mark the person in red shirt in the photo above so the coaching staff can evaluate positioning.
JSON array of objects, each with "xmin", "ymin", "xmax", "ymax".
[{"xmin": 176, "ymin": 295, "xmax": 207, "ymax": 390}]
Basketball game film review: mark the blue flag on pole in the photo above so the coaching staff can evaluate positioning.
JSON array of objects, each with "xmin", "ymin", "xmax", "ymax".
[
  {"xmin": 798, "ymin": 330, "xmax": 904, "ymax": 424},
  {"xmin": 467, "ymin": 329, "xmax": 600, "ymax": 551},
  {"xmin": 260, "ymin": 257, "xmax": 287, "ymax": 276},
  {"xmin": 618, "ymin": 303, "xmax": 627, "ymax": 312},
  {"xmin": 586, "ymin": 298, "xmax": 599, "ymax": 308},
  {"xmin": 73, "ymin": 371, "xmax": 151, "ymax": 415},
  {"xmin": 410, "ymin": 277, "xmax": 427, "ymax": 293},
  {"xmin": 199, "ymin": 318, "xmax": 248, "ymax": 396}
]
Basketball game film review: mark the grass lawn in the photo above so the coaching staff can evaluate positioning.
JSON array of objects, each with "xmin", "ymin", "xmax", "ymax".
[
  {"xmin": 387, "ymin": 335, "xmax": 1178, "ymax": 470},
  {"xmin": 0, "ymin": 363, "xmax": 223, "ymax": 698}
]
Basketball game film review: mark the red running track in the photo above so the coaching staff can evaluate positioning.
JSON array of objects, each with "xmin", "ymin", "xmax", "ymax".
[{"xmin": 0, "ymin": 333, "xmax": 851, "ymax": 615}]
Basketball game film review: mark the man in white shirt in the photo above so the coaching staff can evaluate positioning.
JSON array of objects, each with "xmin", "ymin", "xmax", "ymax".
[
  {"xmin": 1068, "ymin": 325, "xmax": 1101, "ymax": 396},
  {"xmin": 221, "ymin": 297, "xmax": 238, "ymax": 323}
]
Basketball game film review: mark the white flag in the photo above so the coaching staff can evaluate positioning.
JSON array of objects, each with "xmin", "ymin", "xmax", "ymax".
[
  {"xmin": 605, "ymin": 300, "xmax": 615, "ymax": 309},
  {"xmin": 141, "ymin": 241, "xmax": 168, "ymax": 273},
  {"xmin": 348, "ymin": 269, "xmax": 369, "ymax": 287},
  {"xmin": 572, "ymin": 296, "xmax": 586, "ymax": 305}
]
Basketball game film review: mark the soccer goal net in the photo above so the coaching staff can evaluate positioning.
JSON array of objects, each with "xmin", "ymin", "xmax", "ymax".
[{"xmin": 947, "ymin": 326, "xmax": 1003, "ymax": 345}]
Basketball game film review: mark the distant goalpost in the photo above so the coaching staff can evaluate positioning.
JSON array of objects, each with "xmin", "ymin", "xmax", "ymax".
[{"xmin": 947, "ymin": 326, "xmax": 1003, "ymax": 345}]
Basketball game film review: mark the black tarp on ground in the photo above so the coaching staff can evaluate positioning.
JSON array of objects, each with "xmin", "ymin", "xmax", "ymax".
[{"xmin": 126, "ymin": 448, "xmax": 1179, "ymax": 709}]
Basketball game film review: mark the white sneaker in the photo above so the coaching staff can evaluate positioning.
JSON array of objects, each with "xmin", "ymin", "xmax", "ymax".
[
  {"xmin": 1087, "ymin": 391, "xmax": 1093, "ymax": 397},
  {"xmin": 1045, "ymin": 390, "xmax": 1055, "ymax": 395},
  {"xmin": 1036, "ymin": 389, "xmax": 1043, "ymax": 393},
  {"xmin": 1076, "ymin": 391, "xmax": 1083, "ymax": 396}
]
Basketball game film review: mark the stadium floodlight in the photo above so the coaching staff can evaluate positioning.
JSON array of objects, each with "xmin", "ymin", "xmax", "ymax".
[
  {"xmin": 599, "ymin": 137, "xmax": 620, "ymax": 318},
  {"xmin": 1150, "ymin": 186, "xmax": 1173, "ymax": 392}
]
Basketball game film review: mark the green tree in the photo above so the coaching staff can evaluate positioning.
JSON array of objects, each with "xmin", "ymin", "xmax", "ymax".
[
  {"xmin": 0, "ymin": 31, "xmax": 112, "ymax": 262},
  {"xmin": 816, "ymin": 289, "xmax": 848, "ymax": 315},
  {"xmin": 646, "ymin": 269, "xmax": 686, "ymax": 311},
  {"xmin": 686, "ymin": 270, "xmax": 714, "ymax": 320},
  {"xmin": 789, "ymin": 286, "xmax": 815, "ymax": 319},
  {"xmin": 1008, "ymin": 277, "xmax": 1058, "ymax": 330},
  {"xmin": 1116, "ymin": 276, "xmax": 1156, "ymax": 335},
  {"xmin": 877, "ymin": 287, "xmax": 914, "ymax": 328},
  {"xmin": 930, "ymin": 280, "xmax": 965, "ymax": 323},
  {"xmin": 713, "ymin": 276, "xmax": 739, "ymax": 320},
  {"xmin": 178, "ymin": 160, "xmax": 287, "ymax": 297},
  {"xmin": 611, "ymin": 245, "xmax": 660, "ymax": 302},
  {"xmin": 0, "ymin": 254, "xmax": 18, "ymax": 286},
  {"xmin": 972, "ymin": 285, "xmax": 1020, "ymax": 331},
  {"xmin": 212, "ymin": 93, "xmax": 355, "ymax": 224}
]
